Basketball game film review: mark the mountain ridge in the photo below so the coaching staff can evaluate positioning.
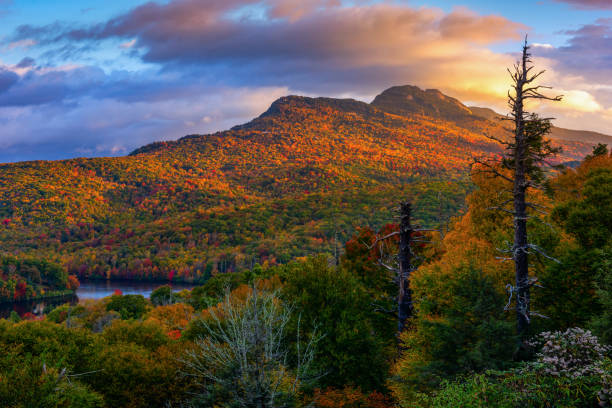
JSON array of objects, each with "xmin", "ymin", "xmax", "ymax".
[
  {"xmin": 132, "ymin": 85, "xmax": 611, "ymax": 156},
  {"xmin": 0, "ymin": 84, "xmax": 603, "ymax": 283}
]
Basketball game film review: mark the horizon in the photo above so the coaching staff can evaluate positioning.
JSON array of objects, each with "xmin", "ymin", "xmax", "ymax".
[{"xmin": 0, "ymin": 0, "xmax": 611, "ymax": 162}]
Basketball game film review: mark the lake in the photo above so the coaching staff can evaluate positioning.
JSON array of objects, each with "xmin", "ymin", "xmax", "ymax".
[{"xmin": 0, "ymin": 280, "xmax": 196, "ymax": 318}]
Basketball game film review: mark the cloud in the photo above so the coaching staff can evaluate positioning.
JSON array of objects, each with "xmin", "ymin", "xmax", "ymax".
[
  {"xmin": 5, "ymin": 38, "xmax": 37, "ymax": 50},
  {"xmin": 0, "ymin": 83, "xmax": 289, "ymax": 163},
  {"xmin": 5, "ymin": 1, "xmax": 529, "ymax": 105},
  {"xmin": 1, "ymin": 0, "xmax": 611, "ymax": 162},
  {"xmin": 119, "ymin": 38, "xmax": 137, "ymax": 49},
  {"xmin": 552, "ymin": 0, "xmax": 612, "ymax": 9},
  {"xmin": 552, "ymin": 19, "xmax": 612, "ymax": 73},
  {"xmin": 9, "ymin": 1, "xmax": 525, "ymax": 84},
  {"xmin": 532, "ymin": 43, "xmax": 554, "ymax": 49},
  {"xmin": 0, "ymin": 68, "xmax": 18, "ymax": 93}
]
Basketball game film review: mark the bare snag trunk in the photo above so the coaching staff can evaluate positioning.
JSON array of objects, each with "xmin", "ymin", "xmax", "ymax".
[
  {"xmin": 513, "ymin": 45, "xmax": 530, "ymax": 338},
  {"xmin": 398, "ymin": 201, "xmax": 413, "ymax": 333}
]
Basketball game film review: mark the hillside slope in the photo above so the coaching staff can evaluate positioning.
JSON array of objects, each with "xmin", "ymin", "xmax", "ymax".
[{"xmin": 0, "ymin": 86, "xmax": 600, "ymax": 282}]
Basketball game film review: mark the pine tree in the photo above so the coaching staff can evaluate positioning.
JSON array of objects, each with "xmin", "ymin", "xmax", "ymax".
[{"xmin": 476, "ymin": 38, "xmax": 562, "ymax": 347}]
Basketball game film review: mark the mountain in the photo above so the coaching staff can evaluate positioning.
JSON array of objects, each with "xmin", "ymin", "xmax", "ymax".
[
  {"xmin": 372, "ymin": 85, "xmax": 476, "ymax": 123},
  {"xmin": 0, "ymin": 86, "xmax": 603, "ymax": 283},
  {"xmin": 373, "ymin": 85, "xmax": 612, "ymax": 147}
]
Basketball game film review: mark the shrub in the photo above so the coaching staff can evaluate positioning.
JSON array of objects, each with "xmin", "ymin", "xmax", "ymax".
[
  {"xmin": 424, "ymin": 329, "xmax": 612, "ymax": 408},
  {"xmin": 525, "ymin": 327, "xmax": 611, "ymax": 378},
  {"xmin": 182, "ymin": 287, "xmax": 319, "ymax": 407},
  {"xmin": 429, "ymin": 370, "xmax": 609, "ymax": 408},
  {"xmin": 150, "ymin": 285, "xmax": 177, "ymax": 306},
  {"xmin": 106, "ymin": 294, "xmax": 148, "ymax": 320}
]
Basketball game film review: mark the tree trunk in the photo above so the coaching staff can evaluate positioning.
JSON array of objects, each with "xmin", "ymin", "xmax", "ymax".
[
  {"xmin": 513, "ymin": 45, "xmax": 530, "ymax": 340},
  {"xmin": 398, "ymin": 201, "xmax": 413, "ymax": 333}
]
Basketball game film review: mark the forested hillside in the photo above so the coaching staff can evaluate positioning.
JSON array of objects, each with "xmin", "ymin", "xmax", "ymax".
[
  {"xmin": 1, "ymin": 148, "xmax": 610, "ymax": 407},
  {"xmin": 0, "ymin": 86, "xmax": 602, "ymax": 285}
]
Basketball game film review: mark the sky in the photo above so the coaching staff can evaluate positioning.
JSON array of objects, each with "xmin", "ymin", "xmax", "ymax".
[{"xmin": 0, "ymin": 0, "xmax": 611, "ymax": 163}]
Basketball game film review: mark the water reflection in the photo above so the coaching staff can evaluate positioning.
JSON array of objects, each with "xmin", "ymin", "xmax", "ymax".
[{"xmin": 0, "ymin": 280, "xmax": 196, "ymax": 318}]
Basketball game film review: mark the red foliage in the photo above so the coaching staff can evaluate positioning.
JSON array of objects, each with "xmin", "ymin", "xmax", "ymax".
[
  {"xmin": 67, "ymin": 275, "xmax": 80, "ymax": 290},
  {"xmin": 167, "ymin": 329, "xmax": 181, "ymax": 340},
  {"xmin": 168, "ymin": 270, "xmax": 175, "ymax": 281},
  {"xmin": 2, "ymin": 218, "xmax": 10, "ymax": 226},
  {"xmin": 113, "ymin": 289, "xmax": 123, "ymax": 296},
  {"xmin": 14, "ymin": 281, "xmax": 27, "ymax": 299}
]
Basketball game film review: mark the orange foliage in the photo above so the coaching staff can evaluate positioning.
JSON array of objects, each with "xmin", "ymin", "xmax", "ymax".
[
  {"xmin": 0, "ymin": 95, "xmax": 593, "ymax": 283},
  {"xmin": 146, "ymin": 303, "xmax": 194, "ymax": 331},
  {"xmin": 313, "ymin": 387, "xmax": 395, "ymax": 408},
  {"xmin": 66, "ymin": 275, "xmax": 80, "ymax": 290}
]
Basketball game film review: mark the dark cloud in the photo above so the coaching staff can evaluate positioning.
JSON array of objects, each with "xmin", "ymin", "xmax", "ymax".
[
  {"xmin": 16, "ymin": 57, "xmax": 35, "ymax": 68},
  {"xmin": 0, "ymin": 83, "xmax": 288, "ymax": 163},
  {"xmin": 9, "ymin": 1, "xmax": 524, "ymax": 76},
  {"xmin": 552, "ymin": 0, "xmax": 612, "ymax": 9},
  {"xmin": 0, "ymin": 66, "xmax": 105, "ymax": 106},
  {"xmin": 536, "ymin": 19, "xmax": 612, "ymax": 75},
  {"xmin": 10, "ymin": 0, "xmax": 612, "ymax": 163},
  {"xmin": 0, "ymin": 68, "xmax": 18, "ymax": 93}
]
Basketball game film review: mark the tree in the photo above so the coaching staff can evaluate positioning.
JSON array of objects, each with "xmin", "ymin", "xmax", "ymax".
[
  {"xmin": 182, "ymin": 286, "xmax": 319, "ymax": 408},
  {"xmin": 150, "ymin": 285, "xmax": 177, "ymax": 306},
  {"xmin": 476, "ymin": 38, "xmax": 561, "ymax": 345},
  {"xmin": 106, "ymin": 294, "xmax": 148, "ymax": 320},
  {"xmin": 282, "ymin": 256, "xmax": 394, "ymax": 392},
  {"xmin": 368, "ymin": 202, "xmax": 436, "ymax": 335},
  {"xmin": 391, "ymin": 265, "xmax": 515, "ymax": 402}
]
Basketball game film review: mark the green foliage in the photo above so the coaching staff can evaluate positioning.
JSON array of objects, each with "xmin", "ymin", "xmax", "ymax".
[
  {"xmin": 9, "ymin": 310, "xmax": 21, "ymax": 323},
  {"xmin": 428, "ymin": 328, "xmax": 612, "ymax": 408},
  {"xmin": 393, "ymin": 265, "xmax": 515, "ymax": 398},
  {"xmin": 426, "ymin": 369, "xmax": 608, "ymax": 408},
  {"xmin": 543, "ymin": 167, "xmax": 612, "ymax": 337},
  {"xmin": 585, "ymin": 143, "xmax": 609, "ymax": 160},
  {"xmin": 0, "ymin": 318, "xmax": 190, "ymax": 408},
  {"xmin": 0, "ymin": 255, "xmax": 69, "ymax": 302},
  {"xmin": 591, "ymin": 249, "xmax": 612, "ymax": 344},
  {"xmin": 553, "ymin": 168, "xmax": 612, "ymax": 250},
  {"xmin": 500, "ymin": 113, "xmax": 562, "ymax": 184},
  {"xmin": 282, "ymin": 256, "xmax": 394, "ymax": 392},
  {"xmin": 101, "ymin": 319, "xmax": 169, "ymax": 350},
  {"xmin": 0, "ymin": 346, "xmax": 104, "ymax": 408},
  {"xmin": 537, "ymin": 246, "xmax": 606, "ymax": 331},
  {"xmin": 150, "ymin": 284, "xmax": 177, "ymax": 306},
  {"xmin": 106, "ymin": 294, "xmax": 148, "ymax": 320}
]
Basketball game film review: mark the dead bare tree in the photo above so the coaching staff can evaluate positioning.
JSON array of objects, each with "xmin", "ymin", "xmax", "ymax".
[
  {"xmin": 370, "ymin": 201, "xmax": 438, "ymax": 334},
  {"xmin": 475, "ymin": 38, "xmax": 562, "ymax": 346},
  {"xmin": 397, "ymin": 201, "xmax": 414, "ymax": 333},
  {"xmin": 182, "ymin": 287, "xmax": 320, "ymax": 408}
]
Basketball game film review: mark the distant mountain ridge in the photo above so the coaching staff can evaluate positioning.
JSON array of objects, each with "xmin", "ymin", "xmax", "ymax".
[
  {"xmin": 371, "ymin": 85, "xmax": 475, "ymax": 122},
  {"xmin": 370, "ymin": 85, "xmax": 612, "ymax": 146},
  {"xmin": 134, "ymin": 84, "xmax": 610, "ymax": 157}
]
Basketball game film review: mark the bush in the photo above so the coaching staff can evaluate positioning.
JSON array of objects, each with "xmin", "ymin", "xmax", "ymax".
[
  {"xmin": 525, "ymin": 327, "xmax": 611, "ymax": 378},
  {"xmin": 183, "ymin": 287, "xmax": 319, "ymax": 407},
  {"xmin": 150, "ymin": 285, "xmax": 177, "ymax": 306},
  {"xmin": 0, "ymin": 347, "xmax": 104, "ymax": 408},
  {"xmin": 429, "ymin": 369, "xmax": 609, "ymax": 408},
  {"xmin": 106, "ymin": 294, "xmax": 148, "ymax": 320},
  {"xmin": 425, "ymin": 328, "xmax": 612, "ymax": 408},
  {"xmin": 282, "ymin": 256, "xmax": 394, "ymax": 392}
]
